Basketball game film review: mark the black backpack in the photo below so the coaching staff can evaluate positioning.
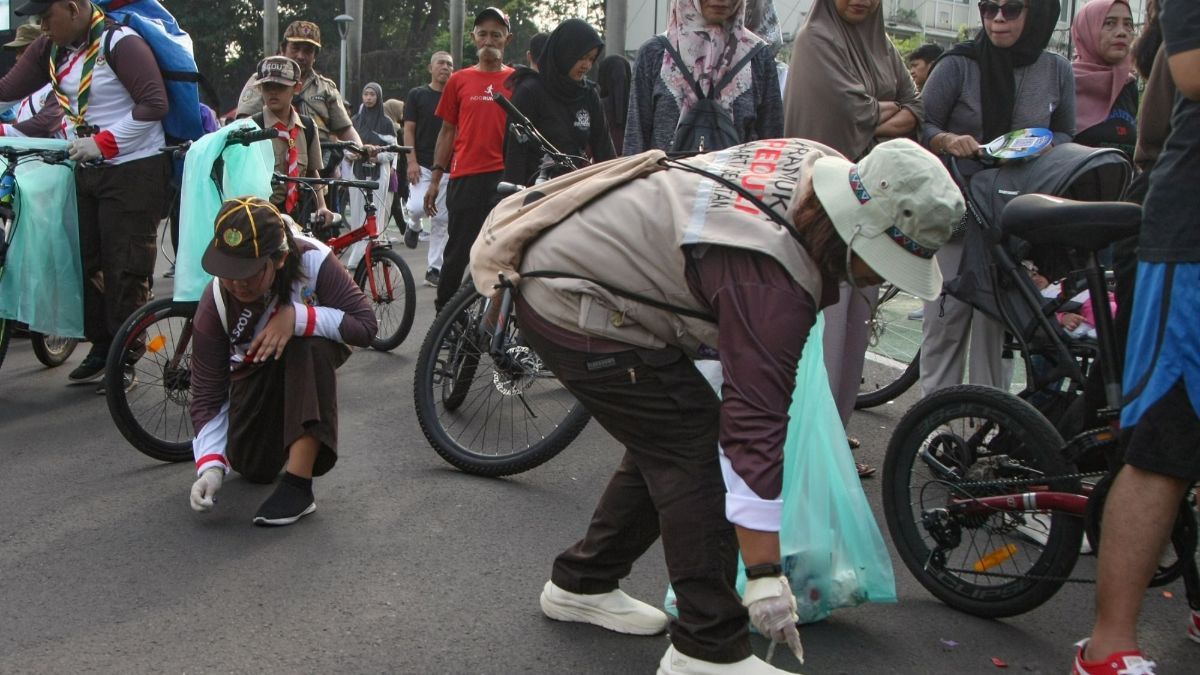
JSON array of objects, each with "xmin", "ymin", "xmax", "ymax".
[{"xmin": 658, "ymin": 37, "xmax": 764, "ymax": 153}]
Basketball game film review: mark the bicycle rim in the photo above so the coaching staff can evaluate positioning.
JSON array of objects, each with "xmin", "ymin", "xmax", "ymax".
[
  {"xmin": 414, "ymin": 285, "xmax": 589, "ymax": 476},
  {"xmin": 858, "ymin": 284, "xmax": 923, "ymax": 408},
  {"xmin": 107, "ymin": 300, "xmax": 194, "ymax": 462},
  {"xmin": 884, "ymin": 385, "xmax": 1083, "ymax": 617}
]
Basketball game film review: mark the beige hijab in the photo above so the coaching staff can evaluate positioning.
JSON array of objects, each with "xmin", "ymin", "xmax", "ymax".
[{"xmin": 783, "ymin": 0, "xmax": 901, "ymax": 159}]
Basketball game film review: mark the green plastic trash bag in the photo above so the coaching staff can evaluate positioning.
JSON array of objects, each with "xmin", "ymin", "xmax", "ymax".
[
  {"xmin": 0, "ymin": 138, "xmax": 83, "ymax": 337},
  {"xmin": 174, "ymin": 118, "xmax": 274, "ymax": 301},
  {"xmin": 665, "ymin": 314, "xmax": 897, "ymax": 624}
]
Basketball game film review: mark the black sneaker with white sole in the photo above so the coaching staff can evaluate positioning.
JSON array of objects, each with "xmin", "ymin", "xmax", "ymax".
[
  {"xmin": 253, "ymin": 472, "xmax": 316, "ymax": 526},
  {"xmin": 404, "ymin": 224, "xmax": 421, "ymax": 249},
  {"xmin": 68, "ymin": 349, "xmax": 107, "ymax": 382},
  {"xmin": 424, "ymin": 268, "xmax": 440, "ymax": 287}
]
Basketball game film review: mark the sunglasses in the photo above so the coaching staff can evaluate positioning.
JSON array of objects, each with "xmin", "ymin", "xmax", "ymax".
[{"xmin": 978, "ymin": 1, "xmax": 1026, "ymax": 21}]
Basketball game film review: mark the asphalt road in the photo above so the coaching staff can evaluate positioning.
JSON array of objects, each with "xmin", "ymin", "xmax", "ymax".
[{"xmin": 0, "ymin": 240, "xmax": 1193, "ymax": 674}]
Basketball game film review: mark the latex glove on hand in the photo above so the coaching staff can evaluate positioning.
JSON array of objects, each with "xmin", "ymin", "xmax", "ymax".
[
  {"xmin": 68, "ymin": 137, "xmax": 104, "ymax": 162},
  {"xmin": 743, "ymin": 575, "xmax": 804, "ymax": 664},
  {"xmin": 190, "ymin": 467, "xmax": 224, "ymax": 512}
]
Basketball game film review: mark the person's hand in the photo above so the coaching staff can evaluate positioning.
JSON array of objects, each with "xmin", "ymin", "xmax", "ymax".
[
  {"xmin": 190, "ymin": 467, "xmax": 224, "ymax": 512},
  {"xmin": 68, "ymin": 137, "xmax": 104, "ymax": 162},
  {"xmin": 743, "ymin": 576, "xmax": 804, "ymax": 664},
  {"xmin": 424, "ymin": 178, "xmax": 441, "ymax": 217},
  {"xmin": 1059, "ymin": 312, "xmax": 1085, "ymax": 331},
  {"xmin": 248, "ymin": 303, "xmax": 296, "ymax": 362},
  {"xmin": 316, "ymin": 207, "xmax": 336, "ymax": 228},
  {"xmin": 941, "ymin": 133, "xmax": 982, "ymax": 158},
  {"xmin": 406, "ymin": 159, "xmax": 421, "ymax": 186}
]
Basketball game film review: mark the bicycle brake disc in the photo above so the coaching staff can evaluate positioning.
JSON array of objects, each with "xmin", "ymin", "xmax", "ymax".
[{"xmin": 493, "ymin": 346, "xmax": 541, "ymax": 396}]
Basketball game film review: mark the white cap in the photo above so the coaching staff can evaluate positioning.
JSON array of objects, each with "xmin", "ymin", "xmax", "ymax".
[{"xmin": 811, "ymin": 138, "xmax": 964, "ymax": 301}]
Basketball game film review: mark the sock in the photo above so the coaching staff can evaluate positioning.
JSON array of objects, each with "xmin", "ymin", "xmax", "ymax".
[{"xmin": 280, "ymin": 471, "xmax": 313, "ymax": 493}]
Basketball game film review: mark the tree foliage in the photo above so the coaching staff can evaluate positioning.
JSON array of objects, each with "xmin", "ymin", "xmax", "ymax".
[{"xmin": 166, "ymin": 0, "xmax": 607, "ymax": 116}]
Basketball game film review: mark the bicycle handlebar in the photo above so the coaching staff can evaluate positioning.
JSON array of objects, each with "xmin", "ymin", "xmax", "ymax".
[
  {"xmin": 320, "ymin": 140, "xmax": 413, "ymax": 156},
  {"xmin": 0, "ymin": 147, "xmax": 71, "ymax": 165},
  {"xmin": 272, "ymin": 173, "xmax": 380, "ymax": 191},
  {"xmin": 159, "ymin": 126, "xmax": 278, "ymax": 159},
  {"xmin": 492, "ymin": 92, "xmax": 585, "ymax": 175}
]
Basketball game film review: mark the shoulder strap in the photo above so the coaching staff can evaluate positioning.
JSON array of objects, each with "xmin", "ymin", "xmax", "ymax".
[
  {"xmin": 656, "ymin": 36, "xmax": 707, "ymax": 101},
  {"xmin": 211, "ymin": 281, "xmax": 229, "ymax": 332},
  {"xmin": 711, "ymin": 44, "xmax": 765, "ymax": 95},
  {"xmin": 300, "ymin": 114, "xmax": 317, "ymax": 150},
  {"xmin": 251, "ymin": 111, "xmax": 265, "ymax": 128}
]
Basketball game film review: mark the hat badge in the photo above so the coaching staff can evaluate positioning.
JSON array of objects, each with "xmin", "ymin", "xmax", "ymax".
[{"xmin": 224, "ymin": 229, "xmax": 244, "ymax": 247}]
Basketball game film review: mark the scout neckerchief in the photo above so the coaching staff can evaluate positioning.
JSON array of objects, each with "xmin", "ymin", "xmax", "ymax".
[
  {"xmin": 273, "ymin": 114, "xmax": 302, "ymax": 215},
  {"xmin": 49, "ymin": 5, "xmax": 106, "ymax": 136}
]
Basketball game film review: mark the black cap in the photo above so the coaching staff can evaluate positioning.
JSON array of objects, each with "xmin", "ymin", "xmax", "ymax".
[
  {"xmin": 474, "ymin": 6, "xmax": 510, "ymax": 30},
  {"xmin": 202, "ymin": 197, "xmax": 288, "ymax": 280},
  {"xmin": 15, "ymin": 1, "xmax": 56, "ymax": 17}
]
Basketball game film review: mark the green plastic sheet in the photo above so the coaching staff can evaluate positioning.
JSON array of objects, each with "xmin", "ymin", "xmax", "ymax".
[
  {"xmin": 174, "ymin": 118, "xmax": 274, "ymax": 302},
  {"xmin": 0, "ymin": 137, "xmax": 83, "ymax": 337}
]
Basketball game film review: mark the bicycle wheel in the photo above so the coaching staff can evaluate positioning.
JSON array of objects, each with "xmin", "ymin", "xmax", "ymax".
[
  {"xmin": 354, "ymin": 245, "xmax": 416, "ymax": 351},
  {"xmin": 0, "ymin": 317, "xmax": 11, "ymax": 371},
  {"xmin": 105, "ymin": 298, "xmax": 195, "ymax": 463},
  {"xmin": 413, "ymin": 283, "xmax": 590, "ymax": 476},
  {"xmin": 883, "ymin": 385, "xmax": 1084, "ymax": 618},
  {"xmin": 31, "ymin": 332, "xmax": 78, "ymax": 367},
  {"xmin": 857, "ymin": 284, "xmax": 922, "ymax": 409}
]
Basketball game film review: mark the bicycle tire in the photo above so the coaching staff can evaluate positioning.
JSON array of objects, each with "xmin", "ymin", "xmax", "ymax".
[
  {"xmin": 857, "ymin": 284, "xmax": 922, "ymax": 409},
  {"xmin": 0, "ymin": 317, "xmax": 11, "ymax": 371},
  {"xmin": 413, "ymin": 283, "xmax": 590, "ymax": 477},
  {"xmin": 883, "ymin": 385, "xmax": 1084, "ymax": 618},
  {"xmin": 105, "ymin": 298, "xmax": 195, "ymax": 463},
  {"xmin": 354, "ymin": 245, "xmax": 416, "ymax": 351},
  {"xmin": 30, "ymin": 332, "xmax": 78, "ymax": 367}
]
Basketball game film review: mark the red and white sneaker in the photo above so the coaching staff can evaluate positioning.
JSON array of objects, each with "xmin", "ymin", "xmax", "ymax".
[
  {"xmin": 1072, "ymin": 639, "xmax": 1156, "ymax": 674},
  {"xmin": 1188, "ymin": 609, "xmax": 1200, "ymax": 644}
]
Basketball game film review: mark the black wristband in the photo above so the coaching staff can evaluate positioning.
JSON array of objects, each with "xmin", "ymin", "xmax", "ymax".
[
  {"xmin": 431, "ymin": 164, "xmax": 446, "ymax": 173},
  {"xmin": 744, "ymin": 562, "xmax": 783, "ymax": 580}
]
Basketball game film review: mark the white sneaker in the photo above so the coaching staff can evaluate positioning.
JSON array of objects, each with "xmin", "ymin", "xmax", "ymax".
[
  {"xmin": 539, "ymin": 580, "xmax": 668, "ymax": 635},
  {"xmin": 657, "ymin": 645, "xmax": 798, "ymax": 674}
]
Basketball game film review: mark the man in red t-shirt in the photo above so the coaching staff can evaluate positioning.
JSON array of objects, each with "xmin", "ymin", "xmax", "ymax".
[{"xmin": 424, "ymin": 6, "xmax": 514, "ymax": 310}]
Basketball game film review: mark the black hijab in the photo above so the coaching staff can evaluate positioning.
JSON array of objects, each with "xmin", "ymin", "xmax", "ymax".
[
  {"xmin": 598, "ymin": 55, "xmax": 632, "ymax": 127},
  {"xmin": 943, "ymin": 0, "xmax": 1061, "ymax": 140},
  {"xmin": 353, "ymin": 82, "xmax": 394, "ymax": 146},
  {"xmin": 536, "ymin": 19, "xmax": 604, "ymax": 104}
]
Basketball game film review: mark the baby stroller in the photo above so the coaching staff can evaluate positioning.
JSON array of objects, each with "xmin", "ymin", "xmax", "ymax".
[{"xmin": 942, "ymin": 143, "xmax": 1132, "ymax": 436}]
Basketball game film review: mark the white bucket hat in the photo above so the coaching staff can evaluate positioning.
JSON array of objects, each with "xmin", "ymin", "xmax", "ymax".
[{"xmin": 811, "ymin": 138, "xmax": 965, "ymax": 301}]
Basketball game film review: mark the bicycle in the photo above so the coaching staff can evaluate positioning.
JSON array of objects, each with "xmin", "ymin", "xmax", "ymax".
[
  {"xmin": 411, "ymin": 93, "xmax": 592, "ymax": 476},
  {"xmin": 0, "ymin": 143, "xmax": 80, "ymax": 372},
  {"xmin": 881, "ymin": 157, "xmax": 1199, "ymax": 618},
  {"xmin": 856, "ymin": 283, "xmax": 922, "ymax": 409},
  {"xmin": 105, "ymin": 130, "xmax": 415, "ymax": 463}
]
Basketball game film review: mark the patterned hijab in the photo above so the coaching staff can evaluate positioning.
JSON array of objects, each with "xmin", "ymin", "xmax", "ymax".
[
  {"xmin": 661, "ymin": 0, "xmax": 762, "ymax": 116},
  {"xmin": 1072, "ymin": 0, "xmax": 1135, "ymax": 132}
]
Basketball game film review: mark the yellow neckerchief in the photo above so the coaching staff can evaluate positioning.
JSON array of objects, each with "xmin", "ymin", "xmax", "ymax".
[{"xmin": 49, "ymin": 5, "xmax": 106, "ymax": 133}]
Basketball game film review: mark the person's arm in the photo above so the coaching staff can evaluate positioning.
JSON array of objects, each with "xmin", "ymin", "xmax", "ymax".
[
  {"xmin": 188, "ymin": 287, "xmax": 233, "ymax": 476},
  {"xmin": 877, "ymin": 46, "xmax": 922, "ymax": 138},
  {"xmin": 623, "ymin": 42, "xmax": 658, "ymax": 155},
  {"xmin": 0, "ymin": 36, "xmax": 53, "ymax": 106},
  {"xmin": 1049, "ymin": 55, "xmax": 1076, "ymax": 144},
  {"xmin": 502, "ymin": 83, "xmax": 542, "ymax": 184},
  {"xmin": 1168, "ymin": 49, "xmax": 1200, "ymax": 99},
  {"xmin": 325, "ymin": 85, "xmax": 362, "ymax": 145},
  {"xmin": 754, "ymin": 49, "xmax": 784, "ymax": 140},
  {"xmin": 1134, "ymin": 45, "xmax": 1177, "ymax": 170},
  {"xmin": 3, "ymin": 95, "xmax": 64, "ymax": 139},
  {"xmin": 429, "ymin": 122, "xmax": 456, "ymax": 183},
  {"xmin": 290, "ymin": 253, "xmax": 378, "ymax": 347},
  {"xmin": 922, "ymin": 57, "xmax": 981, "ymax": 157},
  {"xmin": 95, "ymin": 32, "xmax": 168, "ymax": 159},
  {"xmin": 235, "ymin": 74, "xmax": 264, "ymax": 118},
  {"xmin": 402, "ymin": 120, "xmax": 421, "ymax": 183}
]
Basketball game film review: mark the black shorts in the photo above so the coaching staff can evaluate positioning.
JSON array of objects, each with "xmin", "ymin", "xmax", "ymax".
[{"xmin": 1123, "ymin": 381, "xmax": 1200, "ymax": 482}]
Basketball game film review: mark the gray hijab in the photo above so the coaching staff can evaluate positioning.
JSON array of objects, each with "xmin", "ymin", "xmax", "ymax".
[{"xmin": 783, "ymin": 0, "xmax": 901, "ymax": 159}]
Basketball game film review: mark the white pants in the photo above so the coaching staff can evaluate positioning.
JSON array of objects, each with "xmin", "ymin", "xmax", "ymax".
[
  {"xmin": 406, "ymin": 166, "xmax": 449, "ymax": 272},
  {"xmin": 345, "ymin": 158, "xmax": 396, "ymax": 269},
  {"xmin": 919, "ymin": 237, "xmax": 1006, "ymax": 397}
]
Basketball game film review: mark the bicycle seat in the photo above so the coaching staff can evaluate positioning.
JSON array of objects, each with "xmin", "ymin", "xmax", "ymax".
[{"xmin": 1001, "ymin": 194, "xmax": 1140, "ymax": 251}]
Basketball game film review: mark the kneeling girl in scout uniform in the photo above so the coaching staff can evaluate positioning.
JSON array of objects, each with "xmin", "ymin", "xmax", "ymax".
[{"xmin": 187, "ymin": 198, "xmax": 377, "ymax": 526}]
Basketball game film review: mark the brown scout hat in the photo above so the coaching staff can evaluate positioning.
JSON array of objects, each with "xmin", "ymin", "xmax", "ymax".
[
  {"xmin": 202, "ymin": 197, "xmax": 288, "ymax": 280},
  {"xmin": 256, "ymin": 55, "xmax": 302, "ymax": 86},
  {"xmin": 283, "ymin": 20, "xmax": 322, "ymax": 48},
  {"xmin": 4, "ymin": 23, "xmax": 43, "ymax": 50}
]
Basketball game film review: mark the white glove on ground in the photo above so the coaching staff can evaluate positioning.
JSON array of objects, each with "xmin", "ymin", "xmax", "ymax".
[
  {"xmin": 190, "ymin": 467, "xmax": 224, "ymax": 512},
  {"xmin": 68, "ymin": 137, "xmax": 103, "ymax": 162},
  {"xmin": 743, "ymin": 575, "xmax": 804, "ymax": 664}
]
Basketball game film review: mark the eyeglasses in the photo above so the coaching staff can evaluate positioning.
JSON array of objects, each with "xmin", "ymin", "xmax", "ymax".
[{"xmin": 978, "ymin": 1, "xmax": 1026, "ymax": 21}]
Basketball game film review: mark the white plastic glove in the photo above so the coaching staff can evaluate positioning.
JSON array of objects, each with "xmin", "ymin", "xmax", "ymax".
[
  {"xmin": 189, "ymin": 467, "xmax": 224, "ymax": 512},
  {"xmin": 68, "ymin": 137, "xmax": 103, "ymax": 162},
  {"xmin": 743, "ymin": 575, "xmax": 804, "ymax": 664}
]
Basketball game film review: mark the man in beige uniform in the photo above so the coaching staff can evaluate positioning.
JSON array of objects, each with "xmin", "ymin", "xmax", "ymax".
[{"xmin": 236, "ymin": 20, "xmax": 361, "ymax": 168}]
